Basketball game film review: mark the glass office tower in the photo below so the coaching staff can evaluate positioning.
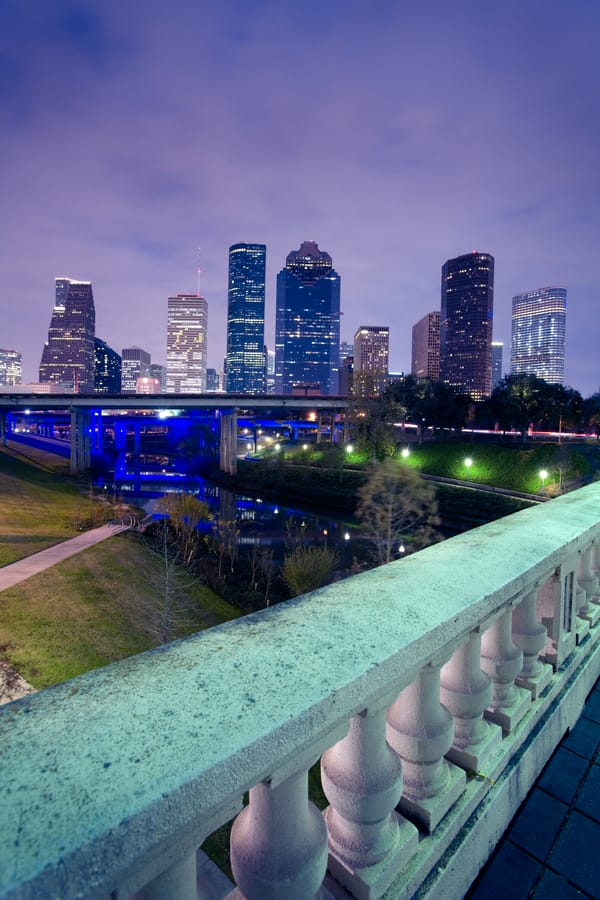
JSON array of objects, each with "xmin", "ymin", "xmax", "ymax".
[
  {"xmin": 275, "ymin": 241, "xmax": 341, "ymax": 395},
  {"xmin": 39, "ymin": 278, "xmax": 96, "ymax": 393},
  {"xmin": 94, "ymin": 338, "xmax": 121, "ymax": 394},
  {"xmin": 440, "ymin": 252, "xmax": 494, "ymax": 400},
  {"xmin": 511, "ymin": 287, "xmax": 566, "ymax": 384},
  {"xmin": 226, "ymin": 243, "xmax": 266, "ymax": 393},
  {"xmin": 166, "ymin": 293, "xmax": 208, "ymax": 393}
]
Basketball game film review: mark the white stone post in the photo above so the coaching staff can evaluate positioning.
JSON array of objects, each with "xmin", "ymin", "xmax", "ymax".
[
  {"xmin": 229, "ymin": 768, "xmax": 327, "ymax": 899},
  {"xmin": 386, "ymin": 662, "xmax": 465, "ymax": 833},
  {"xmin": 321, "ymin": 704, "xmax": 418, "ymax": 899},
  {"xmin": 512, "ymin": 590, "xmax": 553, "ymax": 699},
  {"xmin": 440, "ymin": 630, "xmax": 502, "ymax": 773},
  {"xmin": 577, "ymin": 546, "xmax": 600, "ymax": 627},
  {"xmin": 140, "ymin": 852, "xmax": 197, "ymax": 899},
  {"xmin": 480, "ymin": 609, "xmax": 530, "ymax": 732}
]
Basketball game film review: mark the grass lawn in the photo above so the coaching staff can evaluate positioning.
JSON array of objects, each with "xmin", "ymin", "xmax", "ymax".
[
  {"xmin": 0, "ymin": 445, "xmax": 85, "ymax": 565},
  {"xmin": 396, "ymin": 439, "xmax": 600, "ymax": 495},
  {"xmin": 0, "ymin": 531, "xmax": 240, "ymax": 689}
]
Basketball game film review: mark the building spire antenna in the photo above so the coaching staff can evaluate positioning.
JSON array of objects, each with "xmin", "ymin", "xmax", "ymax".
[{"xmin": 197, "ymin": 247, "xmax": 202, "ymax": 296}]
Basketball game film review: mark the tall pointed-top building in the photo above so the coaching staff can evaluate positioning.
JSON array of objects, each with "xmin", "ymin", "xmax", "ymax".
[
  {"xmin": 440, "ymin": 251, "xmax": 494, "ymax": 400},
  {"xmin": 511, "ymin": 287, "xmax": 566, "ymax": 384},
  {"xmin": 39, "ymin": 278, "xmax": 96, "ymax": 392},
  {"xmin": 275, "ymin": 241, "xmax": 341, "ymax": 395},
  {"xmin": 166, "ymin": 293, "xmax": 208, "ymax": 393},
  {"xmin": 226, "ymin": 243, "xmax": 266, "ymax": 393}
]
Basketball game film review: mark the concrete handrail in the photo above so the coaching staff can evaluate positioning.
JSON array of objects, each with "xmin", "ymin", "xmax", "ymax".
[{"xmin": 2, "ymin": 483, "xmax": 600, "ymax": 898}]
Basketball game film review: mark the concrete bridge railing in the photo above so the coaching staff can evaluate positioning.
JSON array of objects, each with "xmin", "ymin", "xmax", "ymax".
[{"xmin": 2, "ymin": 484, "xmax": 600, "ymax": 899}]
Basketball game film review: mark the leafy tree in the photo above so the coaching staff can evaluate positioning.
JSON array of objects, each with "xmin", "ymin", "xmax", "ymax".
[
  {"xmin": 383, "ymin": 376, "xmax": 470, "ymax": 435},
  {"xmin": 155, "ymin": 492, "xmax": 210, "ymax": 565},
  {"xmin": 282, "ymin": 545, "xmax": 340, "ymax": 597},
  {"xmin": 356, "ymin": 458, "xmax": 439, "ymax": 565},
  {"xmin": 486, "ymin": 375, "xmax": 583, "ymax": 435},
  {"xmin": 582, "ymin": 393, "xmax": 600, "ymax": 436},
  {"xmin": 349, "ymin": 392, "xmax": 407, "ymax": 459}
]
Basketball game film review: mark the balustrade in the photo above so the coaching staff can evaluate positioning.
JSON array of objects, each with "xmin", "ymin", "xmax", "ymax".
[
  {"xmin": 2, "ymin": 483, "xmax": 600, "ymax": 900},
  {"xmin": 387, "ymin": 660, "xmax": 466, "ymax": 832},
  {"xmin": 230, "ymin": 768, "xmax": 328, "ymax": 899},
  {"xmin": 577, "ymin": 545, "xmax": 600, "ymax": 627},
  {"xmin": 440, "ymin": 628, "xmax": 503, "ymax": 771},
  {"xmin": 321, "ymin": 701, "xmax": 418, "ymax": 898},
  {"xmin": 512, "ymin": 589, "xmax": 553, "ymax": 699}
]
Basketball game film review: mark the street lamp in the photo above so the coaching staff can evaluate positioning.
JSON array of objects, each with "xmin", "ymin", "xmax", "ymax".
[
  {"xmin": 401, "ymin": 447, "xmax": 410, "ymax": 459},
  {"xmin": 539, "ymin": 469, "xmax": 548, "ymax": 496},
  {"xmin": 346, "ymin": 444, "xmax": 354, "ymax": 454},
  {"xmin": 464, "ymin": 457, "xmax": 473, "ymax": 470}
]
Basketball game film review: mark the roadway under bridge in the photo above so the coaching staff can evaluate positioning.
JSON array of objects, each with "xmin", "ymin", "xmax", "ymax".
[{"xmin": 0, "ymin": 393, "xmax": 350, "ymax": 475}]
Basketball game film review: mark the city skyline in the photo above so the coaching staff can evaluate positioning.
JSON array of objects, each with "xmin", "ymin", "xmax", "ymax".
[{"xmin": 1, "ymin": 3, "xmax": 599, "ymax": 395}]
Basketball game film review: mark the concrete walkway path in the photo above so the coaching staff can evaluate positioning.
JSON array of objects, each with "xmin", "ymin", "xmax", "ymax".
[{"xmin": 0, "ymin": 520, "xmax": 132, "ymax": 593}]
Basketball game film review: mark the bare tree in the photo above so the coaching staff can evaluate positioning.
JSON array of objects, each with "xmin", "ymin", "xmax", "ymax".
[
  {"xmin": 155, "ymin": 493, "xmax": 210, "ymax": 565},
  {"xmin": 134, "ymin": 524, "xmax": 204, "ymax": 645},
  {"xmin": 259, "ymin": 548, "xmax": 275, "ymax": 607},
  {"xmin": 356, "ymin": 458, "xmax": 439, "ymax": 566},
  {"xmin": 210, "ymin": 518, "xmax": 240, "ymax": 579}
]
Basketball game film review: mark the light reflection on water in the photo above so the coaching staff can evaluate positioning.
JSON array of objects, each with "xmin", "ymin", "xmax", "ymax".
[{"xmin": 108, "ymin": 475, "xmax": 356, "ymax": 562}]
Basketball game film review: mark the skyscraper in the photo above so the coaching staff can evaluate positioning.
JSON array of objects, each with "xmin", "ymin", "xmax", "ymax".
[
  {"xmin": 411, "ymin": 311, "xmax": 440, "ymax": 381},
  {"xmin": 166, "ymin": 293, "xmax": 208, "ymax": 393},
  {"xmin": 0, "ymin": 348, "xmax": 22, "ymax": 386},
  {"xmin": 353, "ymin": 326, "xmax": 389, "ymax": 396},
  {"xmin": 94, "ymin": 338, "xmax": 121, "ymax": 394},
  {"xmin": 39, "ymin": 278, "xmax": 96, "ymax": 392},
  {"xmin": 226, "ymin": 243, "xmax": 266, "ymax": 393},
  {"xmin": 275, "ymin": 241, "xmax": 341, "ymax": 395},
  {"xmin": 121, "ymin": 347, "xmax": 151, "ymax": 393},
  {"xmin": 491, "ymin": 341, "xmax": 504, "ymax": 390},
  {"xmin": 149, "ymin": 364, "xmax": 167, "ymax": 392},
  {"xmin": 510, "ymin": 287, "xmax": 567, "ymax": 384},
  {"xmin": 440, "ymin": 252, "xmax": 494, "ymax": 400}
]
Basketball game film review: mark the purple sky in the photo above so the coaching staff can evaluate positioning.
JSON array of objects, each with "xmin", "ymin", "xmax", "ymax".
[{"xmin": 1, "ymin": 0, "xmax": 598, "ymax": 395}]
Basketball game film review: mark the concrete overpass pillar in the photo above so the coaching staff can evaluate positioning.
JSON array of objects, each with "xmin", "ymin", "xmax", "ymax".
[
  {"xmin": 219, "ymin": 409, "xmax": 238, "ymax": 475},
  {"xmin": 70, "ymin": 410, "xmax": 91, "ymax": 474},
  {"xmin": 0, "ymin": 411, "xmax": 6, "ymax": 446}
]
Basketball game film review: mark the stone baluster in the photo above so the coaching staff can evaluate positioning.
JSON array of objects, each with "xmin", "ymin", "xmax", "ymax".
[
  {"xmin": 481, "ymin": 609, "xmax": 531, "ymax": 732},
  {"xmin": 229, "ymin": 768, "xmax": 327, "ymax": 899},
  {"xmin": 512, "ymin": 589, "xmax": 553, "ymax": 698},
  {"xmin": 386, "ymin": 661, "xmax": 465, "ymax": 833},
  {"xmin": 440, "ymin": 630, "xmax": 502, "ymax": 773},
  {"xmin": 321, "ymin": 703, "xmax": 419, "ymax": 898},
  {"xmin": 577, "ymin": 546, "xmax": 600, "ymax": 627},
  {"xmin": 140, "ymin": 853, "xmax": 197, "ymax": 900}
]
